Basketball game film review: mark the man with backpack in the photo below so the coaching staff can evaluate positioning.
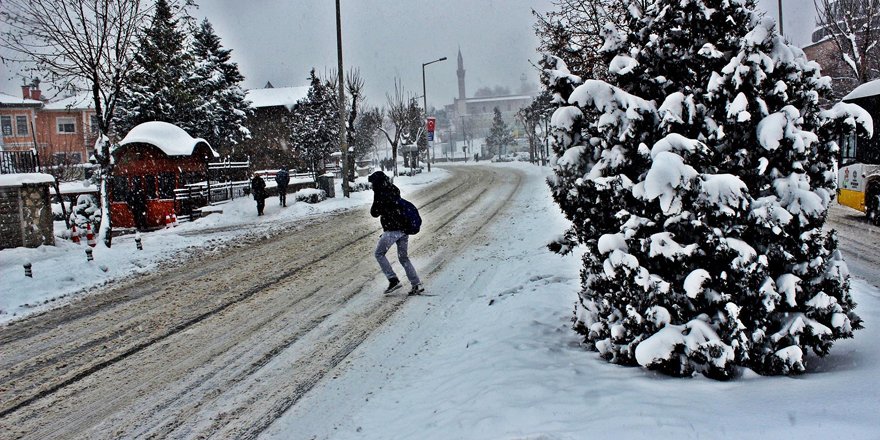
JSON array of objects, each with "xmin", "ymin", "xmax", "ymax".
[
  {"xmin": 275, "ymin": 166, "xmax": 290, "ymax": 207},
  {"xmin": 368, "ymin": 171, "xmax": 424, "ymax": 295}
]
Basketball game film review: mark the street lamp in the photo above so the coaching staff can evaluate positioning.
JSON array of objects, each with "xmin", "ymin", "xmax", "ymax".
[{"xmin": 422, "ymin": 56, "xmax": 447, "ymax": 171}]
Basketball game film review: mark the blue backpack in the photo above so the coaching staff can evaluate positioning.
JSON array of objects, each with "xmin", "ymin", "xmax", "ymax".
[{"xmin": 398, "ymin": 198, "xmax": 421, "ymax": 235}]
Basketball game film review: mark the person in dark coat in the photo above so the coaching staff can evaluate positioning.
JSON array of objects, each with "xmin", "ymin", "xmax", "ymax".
[
  {"xmin": 369, "ymin": 171, "xmax": 423, "ymax": 294},
  {"xmin": 251, "ymin": 174, "xmax": 267, "ymax": 216},
  {"xmin": 126, "ymin": 187, "xmax": 148, "ymax": 231},
  {"xmin": 275, "ymin": 166, "xmax": 290, "ymax": 207}
]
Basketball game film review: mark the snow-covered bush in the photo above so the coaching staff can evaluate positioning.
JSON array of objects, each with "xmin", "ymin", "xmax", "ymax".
[
  {"xmin": 348, "ymin": 180, "xmax": 372, "ymax": 193},
  {"xmin": 545, "ymin": 0, "xmax": 869, "ymax": 379},
  {"xmin": 69, "ymin": 194, "xmax": 101, "ymax": 231},
  {"xmin": 295, "ymin": 188, "xmax": 326, "ymax": 204}
]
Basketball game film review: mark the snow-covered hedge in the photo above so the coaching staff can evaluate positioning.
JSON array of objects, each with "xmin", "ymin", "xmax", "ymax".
[
  {"xmin": 545, "ymin": 0, "xmax": 868, "ymax": 379},
  {"xmin": 295, "ymin": 188, "xmax": 326, "ymax": 204}
]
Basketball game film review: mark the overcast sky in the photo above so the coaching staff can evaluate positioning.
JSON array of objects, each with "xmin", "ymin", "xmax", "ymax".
[{"xmin": 2, "ymin": 0, "xmax": 819, "ymax": 110}]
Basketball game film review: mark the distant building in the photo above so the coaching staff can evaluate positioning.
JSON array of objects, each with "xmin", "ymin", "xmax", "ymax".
[
  {"xmin": 235, "ymin": 84, "xmax": 309, "ymax": 170},
  {"xmin": 444, "ymin": 49, "xmax": 535, "ymax": 157},
  {"xmin": 803, "ymin": 2, "xmax": 880, "ymax": 98},
  {"xmin": 0, "ymin": 81, "xmax": 97, "ymax": 166}
]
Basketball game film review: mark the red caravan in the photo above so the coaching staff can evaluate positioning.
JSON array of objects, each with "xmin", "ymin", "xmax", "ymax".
[{"xmin": 110, "ymin": 121, "xmax": 218, "ymax": 228}]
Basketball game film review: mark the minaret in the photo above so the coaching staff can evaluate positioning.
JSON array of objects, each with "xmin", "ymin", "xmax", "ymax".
[{"xmin": 457, "ymin": 48, "xmax": 466, "ymax": 100}]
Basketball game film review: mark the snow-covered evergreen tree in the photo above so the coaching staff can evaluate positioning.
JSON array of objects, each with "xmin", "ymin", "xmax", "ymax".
[
  {"xmin": 114, "ymin": 0, "xmax": 201, "ymax": 137},
  {"xmin": 544, "ymin": 0, "xmax": 872, "ymax": 378},
  {"xmin": 190, "ymin": 18, "xmax": 252, "ymax": 155},
  {"xmin": 290, "ymin": 70, "xmax": 339, "ymax": 181},
  {"xmin": 486, "ymin": 107, "xmax": 514, "ymax": 158}
]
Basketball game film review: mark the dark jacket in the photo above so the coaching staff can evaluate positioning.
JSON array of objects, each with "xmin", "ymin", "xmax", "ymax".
[
  {"xmin": 251, "ymin": 175, "xmax": 267, "ymax": 200},
  {"xmin": 369, "ymin": 172, "xmax": 405, "ymax": 232},
  {"xmin": 275, "ymin": 169, "xmax": 290, "ymax": 187}
]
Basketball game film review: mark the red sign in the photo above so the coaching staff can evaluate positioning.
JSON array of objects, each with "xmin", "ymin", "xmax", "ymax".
[{"xmin": 426, "ymin": 117, "xmax": 436, "ymax": 132}]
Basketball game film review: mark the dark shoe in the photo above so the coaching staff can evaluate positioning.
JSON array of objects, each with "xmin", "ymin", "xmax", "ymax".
[
  {"xmin": 408, "ymin": 284, "xmax": 425, "ymax": 295},
  {"xmin": 384, "ymin": 277, "xmax": 402, "ymax": 293}
]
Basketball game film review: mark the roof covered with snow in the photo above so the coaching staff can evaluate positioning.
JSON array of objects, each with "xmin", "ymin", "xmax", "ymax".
[
  {"xmin": 843, "ymin": 79, "xmax": 880, "ymax": 102},
  {"xmin": 0, "ymin": 173, "xmax": 55, "ymax": 187},
  {"xmin": 0, "ymin": 92, "xmax": 43, "ymax": 107},
  {"xmin": 117, "ymin": 121, "xmax": 218, "ymax": 158},
  {"xmin": 43, "ymin": 93, "xmax": 95, "ymax": 111},
  {"xmin": 246, "ymin": 86, "xmax": 309, "ymax": 110}
]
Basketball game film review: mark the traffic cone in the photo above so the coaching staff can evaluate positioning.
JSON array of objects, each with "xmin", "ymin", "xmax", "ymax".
[
  {"xmin": 171, "ymin": 212, "xmax": 179, "ymax": 227},
  {"xmin": 71, "ymin": 224, "xmax": 80, "ymax": 244},
  {"xmin": 85, "ymin": 223, "xmax": 96, "ymax": 247},
  {"xmin": 165, "ymin": 214, "xmax": 172, "ymax": 229}
]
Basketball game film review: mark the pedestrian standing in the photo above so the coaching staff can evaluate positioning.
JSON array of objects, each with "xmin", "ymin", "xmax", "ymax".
[
  {"xmin": 251, "ymin": 173, "xmax": 267, "ymax": 216},
  {"xmin": 368, "ymin": 171, "xmax": 423, "ymax": 295},
  {"xmin": 275, "ymin": 166, "xmax": 290, "ymax": 207}
]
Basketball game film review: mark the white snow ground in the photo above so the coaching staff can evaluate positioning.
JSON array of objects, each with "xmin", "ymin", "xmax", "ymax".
[{"xmin": 2, "ymin": 162, "xmax": 878, "ymax": 439}]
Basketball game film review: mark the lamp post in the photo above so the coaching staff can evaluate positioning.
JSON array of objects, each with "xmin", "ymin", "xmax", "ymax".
[{"xmin": 422, "ymin": 56, "xmax": 447, "ymax": 171}]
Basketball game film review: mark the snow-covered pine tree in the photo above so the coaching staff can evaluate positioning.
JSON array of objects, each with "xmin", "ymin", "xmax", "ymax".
[
  {"xmin": 290, "ymin": 70, "xmax": 340, "ymax": 181},
  {"xmin": 114, "ymin": 0, "xmax": 202, "ymax": 137},
  {"xmin": 190, "ymin": 18, "xmax": 252, "ymax": 155},
  {"xmin": 544, "ymin": 0, "xmax": 872, "ymax": 379},
  {"xmin": 486, "ymin": 107, "xmax": 514, "ymax": 158}
]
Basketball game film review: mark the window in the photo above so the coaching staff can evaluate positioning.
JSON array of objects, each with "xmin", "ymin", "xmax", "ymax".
[
  {"xmin": 158, "ymin": 173, "xmax": 176, "ymax": 199},
  {"xmin": 57, "ymin": 117, "xmax": 76, "ymax": 134},
  {"xmin": 16, "ymin": 116, "xmax": 28, "ymax": 136},
  {"xmin": 841, "ymin": 133, "xmax": 858, "ymax": 165},
  {"xmin": 144, "ymin": 175, "xmax": 158, "ymax": 199},
  {"xmin": 112, "ymin": 176, "xmax": 129, "ymax": 202},
  {"xmin": 1, "ymin": 116, "xmax": 12, "ymax": 136},
  {"xmin": 90, "ymin": 115, "xmax": 99, "ymax": 134}
]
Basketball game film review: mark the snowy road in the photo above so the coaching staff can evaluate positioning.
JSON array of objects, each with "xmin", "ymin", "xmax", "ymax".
[
  {"xmin": 0, "ymin": 165, "xmax": 524, "ymax": 439},
  {"xmin": 827, "ymin": 203, "xmax": 880, "ymax": 288}
]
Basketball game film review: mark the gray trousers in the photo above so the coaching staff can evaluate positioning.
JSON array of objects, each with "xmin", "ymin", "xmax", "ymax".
[{"xmin": 375, "ymin": 231, "xmax": 421, "ymax": 285}]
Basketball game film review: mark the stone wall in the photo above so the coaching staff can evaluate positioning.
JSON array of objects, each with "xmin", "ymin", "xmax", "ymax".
[{"xmin": 0, "ymin": 182, "xmax": 55, "ymax": 250}]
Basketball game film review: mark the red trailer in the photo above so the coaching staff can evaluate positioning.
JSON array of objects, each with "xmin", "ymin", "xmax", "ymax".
[{"xmin": 111, "ymin": 121, "xmax": 218, "ymax": 229}]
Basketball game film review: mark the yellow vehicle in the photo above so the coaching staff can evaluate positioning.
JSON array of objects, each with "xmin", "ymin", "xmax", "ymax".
[
  {"xmin": 838, "ymin": 163, "xmax": 880, "ymax": 224},
  {"xmin": 839, "ymin": 81, "xmax": 880, "ymax": 225}
]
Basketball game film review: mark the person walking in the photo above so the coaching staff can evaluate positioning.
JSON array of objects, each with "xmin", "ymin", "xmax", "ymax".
[
  {"xmin": 368, "ymin": 171, "xmax": 423, "ymax": 295},
  {"xmin": 126, "ymin": 187, "xmax": 148, "ymax": 231},
  {"xmin": 251, "ymin": 173, "xmax": 267, "ymax": 216},
  {"xmin": 275, "ymin": 166, "xmax": 290, "ymax": 207}
]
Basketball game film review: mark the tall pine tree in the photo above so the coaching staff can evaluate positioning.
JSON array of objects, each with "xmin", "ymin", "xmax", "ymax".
[
  {"xmin": 114, "ymin": 0, "xmax": 202, "ymax": 137},
  {"xmin": 190, "ymin": 18, "xmax": 252, "ymax": 155},
  {"xmin": 543, "ymin": 0, "xmax": 871, "ymax": 378},
  {"xmin": 486, "ymin": 107, "xmax": 514, "ymax": 158},
  {"xmin": 290, "ymin": 70, "xmax": 339, "ymax": 181}
]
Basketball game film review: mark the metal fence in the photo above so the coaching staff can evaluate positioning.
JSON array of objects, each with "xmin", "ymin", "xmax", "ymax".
[{"xmin": 0, "ymin": 150, "xmax": 40, "ymax": 174}]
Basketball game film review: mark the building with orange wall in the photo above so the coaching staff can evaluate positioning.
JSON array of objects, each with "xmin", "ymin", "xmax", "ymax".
[{"xmin": 0, "ymin": 83, "xmax": 96, "ymax": 166}]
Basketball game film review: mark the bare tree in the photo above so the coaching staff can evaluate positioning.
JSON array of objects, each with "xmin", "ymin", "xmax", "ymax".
[
  {"xmin": 0, "ymin": 0, "xmax": 149, "ymax": 247},
  {"xmin": 814, "ymin": 0, "xmax": 880, "ymax": 97},
  {"xmin": 378, "ymin": 79, "xmax": 424, "ymax": 177},
  {"xmin": 533, "ymin": 0, "xmax": 644, "ymax": 80}
]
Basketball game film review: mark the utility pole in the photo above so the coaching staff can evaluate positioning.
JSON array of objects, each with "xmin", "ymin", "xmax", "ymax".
[
  {"xmin": 336, "ymin": 0, "xmax": 350, "ymax": 197},
  {"xmin": 778, "ymin": 0, "xmax": 784, "ymax": 36}
]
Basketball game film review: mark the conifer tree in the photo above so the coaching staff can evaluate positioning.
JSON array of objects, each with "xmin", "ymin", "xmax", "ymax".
[
  {"xmin": 543, "ymin": 0, "xmax": 871, "ymax": 378},
  {"xmin": 290, "ymin": 70, "xmax": 339, "ymax": 181},
  {"xmin": 190, "ymin": 18, "xmax": 252, "ymax": 155},
  {"xmin": 114, "ymin": 0, "xmax": 201, "ymax": 137},
  {"xmin": 486, "ymin": 107, "xmax": 514, "ymax": 158}
]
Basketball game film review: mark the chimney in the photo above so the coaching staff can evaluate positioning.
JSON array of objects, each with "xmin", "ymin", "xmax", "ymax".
[
  {"xmin": 30, "ymin": 78, "xmax": 42, "ymax": 101},
  {"xmin": 21, "ymin": 84, "xmax": 31, "ymax": 100}
]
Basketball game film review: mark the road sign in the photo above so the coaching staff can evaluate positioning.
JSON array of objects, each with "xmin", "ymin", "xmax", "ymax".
[{"xmin": 426, "ymin": 117, "xmax": 436, "ymax": 132}]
